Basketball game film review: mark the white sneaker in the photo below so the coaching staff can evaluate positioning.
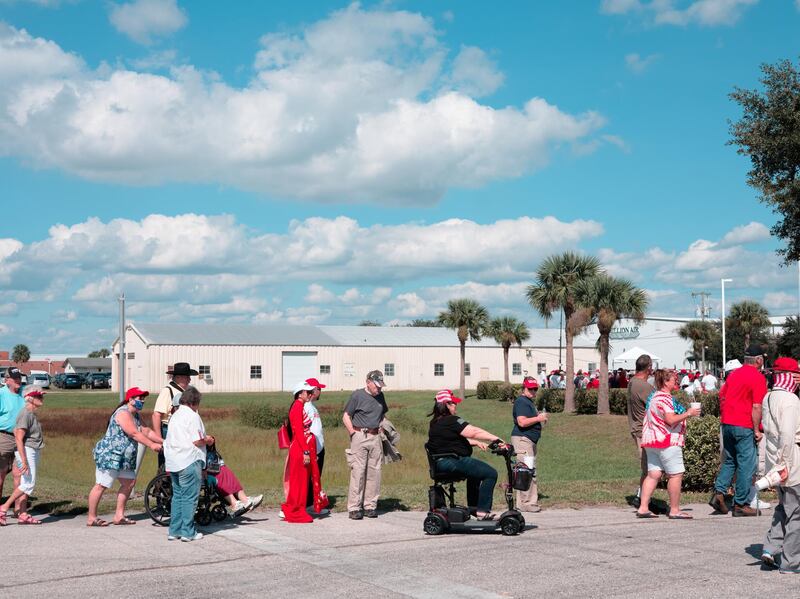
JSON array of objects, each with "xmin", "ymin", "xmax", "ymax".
[
  {"xmin": 249, "ymin": 494, "xmax": 263, "ymax": 510},
  {"xmin": 181, "ymin": 532, "xmax": 203, "ymax": 542},
  {"xmin": 279, "ymin": 509, "xmax": 285, "ymax": 519},
  {"xmin": 167, "ymin": 535, "xmax": 178, "ymax": 541},
  {"xmin": 751, "ymin": 497, "xmax": 772, "ymax": 510},
  {"xmin": 233, "ymin": 501, "xmax": 248, "ymax": 517}
]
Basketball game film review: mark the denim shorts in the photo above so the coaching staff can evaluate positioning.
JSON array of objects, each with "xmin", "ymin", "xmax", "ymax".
[{"xmin": 645, "ymin": 445, "xmax": 685, "ymax": 475}]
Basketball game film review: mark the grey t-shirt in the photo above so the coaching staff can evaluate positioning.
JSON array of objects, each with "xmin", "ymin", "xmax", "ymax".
[
  {"xmin": 344, "ymin": 388, "xmax": 388, "ymax": 429},
  {"xmin": 627, "ymin": 377, "xmax": 654, "ymax": 437},
  {"xmin": 15, "ymin": 409, "xmax": 44, "ymax": 450}
]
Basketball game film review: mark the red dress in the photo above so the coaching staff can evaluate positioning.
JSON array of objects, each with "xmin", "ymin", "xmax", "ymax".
[{"xmin": 280, "ymin": 400, "xmax": 328, "ymax": 523}]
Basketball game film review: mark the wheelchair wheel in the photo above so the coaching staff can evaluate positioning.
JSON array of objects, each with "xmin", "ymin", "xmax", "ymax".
[
  {"xmin": 500, "ymin": 515, "xmax": 521, "ymax": 536},
  {"xmin": 423, "ymin": 514, "xmax": 447, "ymax": 535},
  {"xmin": 211, "ymin": 504, "xmax": 228, "ymax": 522},
  {"xmin": 144, "ymin": 472, "xmax": 172, "ymax": 527}
]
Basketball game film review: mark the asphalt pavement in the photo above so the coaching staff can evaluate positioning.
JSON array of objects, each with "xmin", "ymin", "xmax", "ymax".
[{"xmin": 2, "ymin": 503, "xmax": 796, "ymax": 598}]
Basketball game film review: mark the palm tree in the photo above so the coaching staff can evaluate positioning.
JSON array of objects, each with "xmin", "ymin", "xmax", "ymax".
[
  {"xmin": 486, "ymin": 316, "xmax": 530, "ymax": 383},
  {"xmin": 576, "ymin": 275, "xmax": 648, "ymax": 414},
  {"xmin": 438, "ymin": 299, "xmax": 490, "ymax": 400},
  {"xmin": 526, "ymin": 252, "xmax": 602, "ymax": 413},
  {"xmin": 11, "ymin": 344, "xmax": 30, "ymax": 364},
  {"xmin": 678, "ymin": 320, "xmax": 717, "ymax": 370},
  {"xmin": 727, "ymin": 300, "xmax": 771, "ymax": 352}
]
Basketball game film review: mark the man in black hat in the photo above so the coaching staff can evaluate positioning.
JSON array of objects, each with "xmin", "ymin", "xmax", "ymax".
[
  {"xmin": 152, "ymin": 363, "xmax": 197, "ymax": 468},
  {"xmin": 0, "ymin": 367, "xmax": 25, "ymax": 495}
]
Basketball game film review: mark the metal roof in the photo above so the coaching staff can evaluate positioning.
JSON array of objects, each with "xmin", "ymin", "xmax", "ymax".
[
  {"xmin": 63, "ymin": 357, "xmax": 112, "ymax": 368},
  {"xmin": 130, "ymin": 322, "xmax": 597, "ymax": 348}
]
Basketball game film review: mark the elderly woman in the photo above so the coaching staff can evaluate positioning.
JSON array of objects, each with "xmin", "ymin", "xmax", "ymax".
[
  {"xmin": 0, "ymin": 386, "xmax": 46, "ymax": 525},
  {"xmin": 164, "ymin": 386, "xmax": 214, "ymax": 541},
  {"xmin": 636, "ymin": 369, "xmax": 700, "ymax": 519},
  {"xmin": 87, "ymin": 387, "xmax": 162, "ymax": 527}
]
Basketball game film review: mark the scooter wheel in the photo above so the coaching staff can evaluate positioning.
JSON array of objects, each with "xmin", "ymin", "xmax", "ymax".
[
  {"xmin": 423, "ymin": 514, "xmax": 447, "ymax": 535},
  {"xmin": 500, "ymin": 515, "xmax": 521, "ymax": 536}
]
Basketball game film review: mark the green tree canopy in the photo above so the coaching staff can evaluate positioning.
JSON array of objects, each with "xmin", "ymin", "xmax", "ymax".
[
  {"xmin": 11, "ymin": 344, "xmax": 30, "ymax": 364},
  {"xmin": 88, "ymin": 348, "xmax": 111, "ymax": 358},
  {"xmin": 486, "ymin": 316, "xmax": 530, "ymax": 383},
  {"xmin": 407, "ymin": 319, "xmax": 441, "ymax": 327},
  {"xmin": 729, "ymin": 58, "xmax": 800, "ymax": 263},
  {"xmin": 726, "ymin": 300, "xmax": 771, "ymax": 353},
  {"xmin": 438, "ymin": 298, "xmax": 490, "ymax": 400},
  {"xmin": 777, "ymin": 316, "xmax": 800, "ymax": 357}
]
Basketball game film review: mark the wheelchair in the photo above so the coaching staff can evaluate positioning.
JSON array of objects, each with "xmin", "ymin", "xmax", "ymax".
[{"xmin": 144, "ymin": 470, "xmax": 229, "ymax": 527}]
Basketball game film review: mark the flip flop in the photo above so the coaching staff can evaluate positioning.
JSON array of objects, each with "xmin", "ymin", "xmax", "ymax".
[
  {"xmin": 636, "ymin": 512, "xmax": 659, "ymax": 519},
  {"xmin": 667, "ymin": 513, "xmax": 693, "ymax": 520},
  {"xmin": 0, "ymin": 511, "xmax": 6, "ymax": 526},
  {"xmin": 113, "ymin": 517, "xmax": 136, "ymax": 525},
  {"xmin": 87, "ymin": 518, "xmax": 110, "ymax": 527}
]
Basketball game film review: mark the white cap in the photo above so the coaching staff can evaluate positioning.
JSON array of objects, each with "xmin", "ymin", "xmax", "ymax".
[
  {"xmin": 724, "ymin": 359, "xmax": 742, "ymax": 372},
  {"xmin": 292, "ymin": 380, "xmax": 315, "ymax": 395}
]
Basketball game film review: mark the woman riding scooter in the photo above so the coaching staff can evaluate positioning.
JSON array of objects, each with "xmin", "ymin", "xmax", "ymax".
[{"xmin": 427, "ymin": 389, "xmax": 505, "ymax": 520}]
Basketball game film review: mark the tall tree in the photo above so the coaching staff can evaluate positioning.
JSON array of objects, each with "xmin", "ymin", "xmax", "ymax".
[
  {"xmin": 486, "ymin": 316, "xmax": 530, "ymax": 383},
  {"xmin": 438, "ymin": 299, "xmax": 489, "ymax": 400},
  {"xmin": 11, "ymin": 344, "xmax": 30, "ymax": 364},
  {"xmin": 526, "ymin": 252, "xmax": 602, "ymax": 413},
  {"xmin": 678, "ymin": 321, "xmax": 718, "ymax": 370},
  {"xmin": 729, "ymin": 58, "xmax": 800, "ymax": 263},
  {"xmin": 88, "ymin": 348, "xmax": 111, "ymax": 358},
  {"xmin": 777, "ymin": 316, "xmax": 800, "ymax": 358},
  {"xmin": 576, "ymin": 275, "xmax": 648, "ymax": 415},
  {"xmin": 358, "ymin": 320, "xmax": 381, "ymax": 326},
  {"xmin": 727, "ymin": 300, "xmax": 771, "ymax": 352},
  {"xmin": 407, "ymin": 319, "xmax": 441, "ymax": 327}
]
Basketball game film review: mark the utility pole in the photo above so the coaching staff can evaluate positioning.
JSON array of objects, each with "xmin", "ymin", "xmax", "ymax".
[
  {"xmin": 118, "ymin": 293, "xmax": 126, "ymax": 403},
  {"xmin": 692, "ymin": 291, "xmax": 710, "ymax": 373},
  {"xmin": 558, "ymin": 308, "xmax": 563, "ymax": 370}
]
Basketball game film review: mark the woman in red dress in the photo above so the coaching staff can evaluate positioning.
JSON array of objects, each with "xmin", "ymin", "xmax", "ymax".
[{"xmin": 281, "ymin": 381, "xmax": 328, "ymax": 523}]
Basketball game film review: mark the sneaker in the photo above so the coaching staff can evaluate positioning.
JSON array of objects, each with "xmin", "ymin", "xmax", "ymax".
[
  {"xmin": 762, "ymin": 552, "xmax": 777, "ymax": 568},
  {"xmin": 750, "ymin": 497, "xmax": 773, "ymax": 510},
  {"xmin": 181, "ymin": 532, "xmax": 204, "ymax": 542},
  {"xmin": 279, "ymin": 509, "xmax": 285, "ymax": 520},
  {"xmin": 779, "ymin": 568, "xmax": 800, "ymax": 575},
  {"xmin": 349, "ymin": 510, "xmax": 364, "ymax": 520},
  {"xmin": 708, "ymin": 492, "xmax": 729, "ymax": 515},
  {"xmin": 732, "ymin": 504, "xmax": 757, "ymax": 517},
  {"xmin": 233, "ymin": 501, "xmax": 248, "ymax": 517},
  {"xmin": 365, "ymin": 509, "xmax": 378, "ymax": 518},
  {"xmin": 249, "ymin": 494, "xmax": 263, "ymax": 511},
  {"xmin": 167, "ymin": 535, "xmax": 178, "ymax": 541}
]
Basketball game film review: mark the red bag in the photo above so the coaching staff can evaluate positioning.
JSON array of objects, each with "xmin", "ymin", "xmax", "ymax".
[{"xmin": 277, "ymin": 422, "xmax": 290, "ymax": 449}]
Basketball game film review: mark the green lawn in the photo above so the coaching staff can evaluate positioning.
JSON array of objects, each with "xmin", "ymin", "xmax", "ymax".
[{"xmin": 13, "ymin": 390, "xmax": 712, "ymax": 516}]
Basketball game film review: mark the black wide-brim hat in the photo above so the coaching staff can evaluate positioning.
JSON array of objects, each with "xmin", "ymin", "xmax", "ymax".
[{"xmin": 166, "ymin": 362, "xmax": 199, "ymax": 376}]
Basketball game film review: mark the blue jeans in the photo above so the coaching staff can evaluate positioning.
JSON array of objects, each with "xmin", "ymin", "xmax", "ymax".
[
  {"xmin": 714, "ymin": 424, "xmax": 757, "ymax": 505},
  {"xmin": 436, "ymin": 456, "xmax": 498, "ymax": 512},
  {"xmin": 169, "ymin": 460, "xmax": 202, "ymax": 539}
]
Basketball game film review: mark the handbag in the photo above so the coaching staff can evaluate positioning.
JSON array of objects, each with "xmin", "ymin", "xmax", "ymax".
[
  {"xmin": 278, "ymin": 422, "xmax": 290, "ymax": 449},
  {"xmin": 206, "ymin": 445, "xmax": 221, "ymax": 474}
]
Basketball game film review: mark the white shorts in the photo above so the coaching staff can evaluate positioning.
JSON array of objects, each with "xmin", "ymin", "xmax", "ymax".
[
  {"xmin": 95, "ymin": 467, "xmax": 136, "ymax": 488},
  {"xmin": 645, "ymin": 445, "xmax": 685, "ymax": 475},
  {"xmin": 15, "ymin": 446, "xmax": 40, "ymax": 495}
]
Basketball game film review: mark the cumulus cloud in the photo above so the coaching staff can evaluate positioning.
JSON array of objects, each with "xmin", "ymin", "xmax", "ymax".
[
  {"xmin": 763, "ymin": 291, "xmax": 797, "ymax": 311},
  {"xmin": 601, "ymin": 0, "xmax": 758, "ymax": 27},
  {"xmin": 625, "ymin": 52, "xmax": 661, "ymax": 74},
  {"xmin": 0, "ymin": 5, "xmax": 605, "ymax": 205},
  {"xmin": 719, "ymin": 221, "xmax": 771, "ymax": 246},
  {"xmin": 109, "ymin": 0, "xmax": 187, "ymax": 45}
]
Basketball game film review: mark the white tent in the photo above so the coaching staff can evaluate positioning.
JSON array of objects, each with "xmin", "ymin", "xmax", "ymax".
[{"xmin": 612, "ymin": 346, "xmax": 661, "ymax": 371}]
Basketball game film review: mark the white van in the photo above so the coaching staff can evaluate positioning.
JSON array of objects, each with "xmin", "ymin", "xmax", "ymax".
[{"xmin": 29, "ymin": 371, "xmax": 50, "ymax": 389}]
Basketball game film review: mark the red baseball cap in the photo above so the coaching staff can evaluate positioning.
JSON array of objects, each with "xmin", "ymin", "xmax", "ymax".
[
  {"xmin": 125, "ymin": 387, "xmax": 150, "ymax": 401},
  {"xmin": 773, "ymin": 357, "xmax": 800, "ymax": 374},
  {"xmin": 305, "ymin": 378, "xmax": 326, "ymax": 389},
  {"xmin": 435, "ymin": 389, "xmax": 462, "ymax": 404},
  {"xmin": 522, "ymin": 377, "xmax": 539, "ymax": 389}
]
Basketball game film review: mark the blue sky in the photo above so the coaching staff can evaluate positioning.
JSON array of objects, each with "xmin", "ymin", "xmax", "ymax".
[{"xmin": 0, "ymin": 0, "xmax": 798, "ymax": 354}]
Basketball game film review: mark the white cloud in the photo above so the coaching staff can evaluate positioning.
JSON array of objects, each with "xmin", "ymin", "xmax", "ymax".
[
  {"xmin": 0, "ymin": 303, "xmax": 18, "ymax": 316},
  {"xmin": 763, "ymin": 291, "xmax": 797, "ymax": 311},
  {"xmin": 719, "ymin": 221, "xmax": 771, "ymax": 246},
  {"xmin": 602, "ymin": 0, "xmax": 758, "ymax": 27},
  {"xmin": 128, "ymin": 49, "xmax": 178, "ymax": 70},
  {"xmin": 625, "ymin": 52, "xmax": 661, "ymax": 74},
  {"xmin": 392, "ymin": 292, "xmax": 428, "ymax": 318},
  {"xmin": 0, "ymin": 323, "xmax": 12, "ymax": 336},
  {"xmin": 0, "ymin": 5, "xmax": 606, "ymax": 205},
  {"xmin": 305, "ymin": 284, "xmax": 336, "ymax": 304},
  {"xmin": 109, "ymin": 0, "xmax": 187, "ymax": 45},
  {"xmin": 601, "ymin": 0, "xmax": 643, "ymax": 13}
]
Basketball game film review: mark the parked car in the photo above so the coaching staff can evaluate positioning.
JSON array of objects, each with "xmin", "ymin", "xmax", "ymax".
[
  {"xmin": 89, "ymin": 373, "xmax": 110, "ymax": 389},
  {"xmin": 62, "ymin": 373, "xmax": 84, "ymax": 389},
  {"xmin": 29, "ymin": 372, "xmax": 50, "ymax": 389},
  {"xmin": 53, "ymin": 373, "xmax": 66, "ymax": 388}
]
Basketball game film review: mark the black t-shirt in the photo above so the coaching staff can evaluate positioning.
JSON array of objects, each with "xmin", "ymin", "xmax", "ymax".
[{"xmin": 428, "ymin": 415, "xmax": 472, "ymax": 457}]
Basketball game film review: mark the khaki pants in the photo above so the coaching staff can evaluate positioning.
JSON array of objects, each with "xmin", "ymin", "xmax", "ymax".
[
  {"xmin": 347, "ymin": 431, "xmax": 383, "ymax": 512},
  {"xmin": 511, "ymin": 436, "xmax": 539, "ymax": 512}
]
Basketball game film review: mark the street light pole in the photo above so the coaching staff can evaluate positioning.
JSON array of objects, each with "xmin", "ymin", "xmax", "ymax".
[
  {"xmin": 721, "ymin": 278, "xmax": 732, "ymax": 370},
  {"xmin": 118, "ymin": 293, "xmax": 126, "ymax": 404}
]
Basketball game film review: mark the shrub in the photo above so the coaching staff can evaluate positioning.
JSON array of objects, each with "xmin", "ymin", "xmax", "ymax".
[
  {"xmin": 536, "ymin": 388, "xmax": 565, "ymax": 413},
  {"xmin": 682, "ymin": 415, "xmax": 721, "ymax": 491},
  {"xmin": 477, "ymin": 380, "xmax": 505, "ymax": 400},
  {"xmin": 239, "ymin": 403, "xmax": 287, "ymax": 429},
  {"xmin": 609, "ymin": 389, "xmax": 628, "ymax": 415}
]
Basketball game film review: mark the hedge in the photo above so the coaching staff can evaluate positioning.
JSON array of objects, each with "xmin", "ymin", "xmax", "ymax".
[
  {"xmin": 477, "ymin": 380, "xmax": 520, "ymax": 401},
  {"xmin": 682, "ymin": 415, "xmax": 721, "ymax": 491},
  {"xmin": 239, "ymin": 402, "xmax": 343, "ymax": 430}
]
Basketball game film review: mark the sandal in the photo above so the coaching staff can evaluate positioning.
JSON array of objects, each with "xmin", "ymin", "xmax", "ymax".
[
  {"xmin": 86, "ymin": 518, "xmax": 110, "ymax": 527},
  {"xmin": 476, "ymin": 512, "xmax": 497, "ymax": 521},
  {"xmin": 113, "ymin": 517, "xmax": 136, "ymax": 525},
  {"xmin": 636, "ymin": 512, "xmax": 659, "ymax": 519},
  {"xmin": 18, "ymin": 513, "xmax": 42, "ymax": 525},
  {"xmin": 0, "ymin": 510, "xmax": 6, "ymax": 526},
  {"xmin": 667, "ymin": 512, "xmax": 693, "ymax": 520}
]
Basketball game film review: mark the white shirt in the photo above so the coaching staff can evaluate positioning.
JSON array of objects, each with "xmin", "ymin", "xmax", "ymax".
[
  {"xmin": 680, "ymin": 375, "xmax": 692, "ymax": 389},
  {"xmin": 693, "ymin": 379, "xmax": 702, "ymax": 393},
  {"xmin": 701, "ymin": 374, "xmax": 718, "ymax": 391},
  {"xmin": 304, "ymin": 401, "xmax": 324, "ymax": 453},
  {"xmin": 164, "ymin": 405, "xmax": 207, "ymax": 472}
]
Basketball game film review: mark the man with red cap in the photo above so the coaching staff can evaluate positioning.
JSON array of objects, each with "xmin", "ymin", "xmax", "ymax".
[
  {"xmin": 760, "ymin": 357, "xmax": 800, "ymax": 571},
  {"xmin": 510, "ymin": 376, "xmax": 548, "ymax": 512},
  {"xmin": 304, "ymin": 377, "xmax": 328, "ymax": 515}
]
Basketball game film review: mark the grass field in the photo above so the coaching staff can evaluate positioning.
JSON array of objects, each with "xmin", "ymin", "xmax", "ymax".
[{"xmin": 11, "ymin": 389, "xmax": 713, "ymax": 517}]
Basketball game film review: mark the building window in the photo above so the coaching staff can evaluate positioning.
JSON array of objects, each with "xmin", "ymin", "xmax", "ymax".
[
  {"xmin": 384, "ymin": 363, "xmax": 395, "ymax": 376},
  {"xmin": 587, "ymin": 362, "xmax": 597, "ymax": 372},
  {"xmin": 434, "ymin": 363, "xmax": 444, "ymax": 377},
  {"xmin": 250, "ymin": 365, "xmax": 262, "ymax": 379},
  {"xmin": 199, "ymin": 365, "xmax": 211, "ymax": 376},
  {"xmin": 464, "ymin": 363, "xmax": 471, "ymax": 376},
  {"xmin": 320, "ymin": 365, "xmax": 331, "ymax": 375},
  {"xmin": 537, "ymin": 363, "xmax": 547, "ymax": 374},
  {"xmin": 126, "ymin": 353, "xmax": 135, "ymax": 360},
  {"xmin": 512, "ymin": 363, "xmax": 522, "ymax": 376}
]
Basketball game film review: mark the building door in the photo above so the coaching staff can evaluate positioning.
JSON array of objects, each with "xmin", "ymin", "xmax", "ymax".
[
  {"xmin": 480, "ymin": 367, "xmax": 490, "ymax": 381},
  {"xmin": 282, "ymin": 352, "xmax": 318, "ymax": 391}
]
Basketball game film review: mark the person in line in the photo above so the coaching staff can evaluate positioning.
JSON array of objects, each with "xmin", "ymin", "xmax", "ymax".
[
  {"xmin": 510, "ymin": 377, "xmax": 547, "ymax": 513},
  {"xmin": 760, "ymin": 357, "xmax": 800, "ymax": 572},
  {"xmin": 304, "ymin": 377, "xmax": 329, "ymax": 516},
  {"xmin": 282, "ymin": 381, "xmax": 327, "ymax": 523},
  {"xmin": 709, "ymin": 345, "xmax": 768, "ymax": 517},
  {"xmin": 428, "ymin": 389, "xmax": 504, "ymax": 519},
  {"xmin": 0, "ymin": 386, "xmax": 46, "ymax": 525},
  {"xmin": 164, "ymin": 386, "xmax": 214, "ymax": 541},
  {"xmin": 701, "ymin": 369, "xmax": 718, "ymax": 393},
  {"xmin": 150, "ymin": 362, "xmax": 197, "ymax": 469},
  {"xmin": 616, "ymin": 368, "xmax": 629, "ymax": 389},
  {"xmin": 343, "ymin": 370, "xmax": 388, "ymax": 520},
  {"xmin": 627, "ymin": 355, "xmax": 655, "ymax": 510},
  {"xmin": 679, "ymin": 369, "xmax": 692, "ymax": 392},
  {"xmin": 87, "ymin": 387, "xmax": 162, "ymax": 527},
  {"xmin": 636, "ymin": 369, "xmax": 700, "ymax": 519},
  {"xmin": 205, "ymin": 444, "xmax": 263, "ymax": 517},
  {"xmin": 0, "ymin": 367, "xmax": 25, "ymax": 498}
]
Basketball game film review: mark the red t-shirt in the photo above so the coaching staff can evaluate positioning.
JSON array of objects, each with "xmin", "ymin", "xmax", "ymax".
[{"xmin": 719, "ymin": 364, "xmax": 767, "ymax": 429}]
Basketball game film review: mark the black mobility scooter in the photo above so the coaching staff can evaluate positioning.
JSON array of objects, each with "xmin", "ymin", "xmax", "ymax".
[{"xmin": 423, "ymin": 440, "xmax": 532, "ymax": 536}]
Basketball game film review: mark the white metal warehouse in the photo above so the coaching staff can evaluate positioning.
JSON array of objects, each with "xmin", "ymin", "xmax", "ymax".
[{"xmin": 111, "ymin": 322, "xmax": 603, "ymax": 393}]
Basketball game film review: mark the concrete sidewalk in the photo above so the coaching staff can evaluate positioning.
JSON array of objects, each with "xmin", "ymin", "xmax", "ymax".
[{"xmin": 1, "ymin": 503, "xmax": 793, "ymax": 598}]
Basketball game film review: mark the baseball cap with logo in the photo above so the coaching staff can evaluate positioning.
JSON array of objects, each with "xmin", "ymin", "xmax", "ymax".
[
  {"xmin": 4, "ymin": 367, "xmax": 22, "ymax": 380},
  {"xmin": 367, "ymin": 370, "xmax": 386, "ymax": 388},
  {"xmin": 435, "ymin": 389, "xmax": 462, "ymax": 404},
  {"xmin": 305, "ymin": 377, "xmax": 327, "ymax": 389},
  {"xmin": 522, "ymin": 376, "xmax": 539, "ymax": 389},
  {"xmin": 745, "ymin": 344, "xmax": 766, "ymax": 358}
]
